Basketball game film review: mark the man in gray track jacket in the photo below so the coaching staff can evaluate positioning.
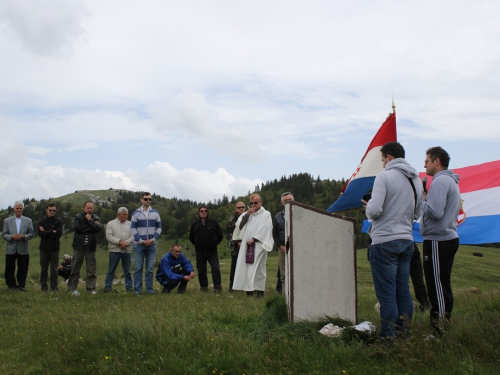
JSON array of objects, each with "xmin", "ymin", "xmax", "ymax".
[{"xmin": 421, "ymin": 146, "xmax": 460, "ymax": 337}]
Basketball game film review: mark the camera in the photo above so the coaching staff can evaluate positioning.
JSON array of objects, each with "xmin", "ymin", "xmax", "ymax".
[{"xmin": 362, "ymin": 190, "xmax": 372, "ymax": 202}]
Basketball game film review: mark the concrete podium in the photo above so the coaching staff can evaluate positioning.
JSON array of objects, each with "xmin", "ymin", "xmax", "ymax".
[{"xmin": 284, "ymin": 201, "xmax": 357, "ymax": 322}]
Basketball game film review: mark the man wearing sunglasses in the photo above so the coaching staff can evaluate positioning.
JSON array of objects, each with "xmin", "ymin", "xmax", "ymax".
[
  {"xmin": 131, "ymin": 192, "xmax": 162, "ymax": 295},
  {"xmin": 232, "ymin": 194, "xmax": 274, "ymax": 297},
  {"xmin": 38, "ymin": 203, "xmax": 63, "ymax": 291},
  {"xmin": 189, "ymin": 206, "xmax": 224, "ymax": 292},
  {"xmin": 225, "ymin": 201, "xmax": 246, "ymax": 292}
]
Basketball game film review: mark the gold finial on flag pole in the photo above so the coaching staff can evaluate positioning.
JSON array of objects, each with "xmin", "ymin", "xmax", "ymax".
[{"xmin": 392, "ymin": 96, "xmax": 395, "ymax": 114}]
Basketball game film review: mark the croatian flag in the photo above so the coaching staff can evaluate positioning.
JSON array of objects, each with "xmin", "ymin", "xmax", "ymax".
[
  {"xmin": 327, "ymin": 112, "xmax": 397, "ymax": 213},
  {"xmin": 412, "ymin": 160, "xmax": 500, "ymax": 245}
]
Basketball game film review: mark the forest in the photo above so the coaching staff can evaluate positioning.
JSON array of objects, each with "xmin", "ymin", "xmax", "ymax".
[{"xmin": 0, "ymin": 173, "xmax": 371, "ymax": 249}]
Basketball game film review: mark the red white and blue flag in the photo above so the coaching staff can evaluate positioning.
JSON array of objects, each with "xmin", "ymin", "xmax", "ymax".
[
  {"xmin": 326, "ymin": 112, "xmax": 397, "ymax": 213},
  {"xmin": 411, "ymin": 160, "xmax": 500, "ymax": 245}
]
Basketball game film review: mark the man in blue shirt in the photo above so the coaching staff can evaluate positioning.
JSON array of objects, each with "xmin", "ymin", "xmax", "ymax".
[{"xmin": 156, "ymin": 244, "xmax": 195, "ymax": 294}]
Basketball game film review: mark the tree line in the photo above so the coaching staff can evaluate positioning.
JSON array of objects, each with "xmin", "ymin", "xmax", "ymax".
[{"xmin": 0, "ymin": 173, "xmax": 371, "ymax": 249}]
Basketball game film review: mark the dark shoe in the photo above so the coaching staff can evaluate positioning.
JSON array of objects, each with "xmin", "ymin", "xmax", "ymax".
[
  {"xmin": 246, "ymin": 291, "xmax": 255, "ymax": 297},
  {"xmin": 51, "ymin": 287, "xmax": 59, "ymax": 292},
  {"xmin": 104, "ymin": 289, "xmax": 112, "ymax": 293},
  {"xmin": 17, "ymin": 286, "xmax": 26, "ymax": 292},
  {"xmin": 214, "ymin": 285, "xmax": 222, "ymax": 294},
  {"xmin": 162, "ymin": 287, "xmax": 170, "ymax": 294},
  {"xmin": 41, "ymin": 287, "xmax": 48, "ymax": 292},
  {"xmin": 256, "ymin": 291, "xmax": 264, "ymax": 298},
  {"xmin": 178, "ymin": 289, "xmax": 186, "ymax": 294},
  {"xmin": 200, "ymin": 287, "xmax": 209, "ymax": 292}
]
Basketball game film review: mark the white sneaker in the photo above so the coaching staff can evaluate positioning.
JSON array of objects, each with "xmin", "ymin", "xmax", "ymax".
[
  {"xmin": 71, "ymin": 291, "xmax": 80, "ymax": 296},
  {"xmin": 89, "ymin": 290, "xmax": 97, "ymax": 295}
]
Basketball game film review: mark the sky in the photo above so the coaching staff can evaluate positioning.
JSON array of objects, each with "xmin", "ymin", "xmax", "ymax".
[{"xmin": 0, "ymin": 0, "xmax": 499, "ymax": 210}]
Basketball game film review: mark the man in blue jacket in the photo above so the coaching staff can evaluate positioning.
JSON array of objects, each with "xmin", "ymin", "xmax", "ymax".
[{"xmin": 156, "ymin": 244, "xmax": 195, "ymax": 294}]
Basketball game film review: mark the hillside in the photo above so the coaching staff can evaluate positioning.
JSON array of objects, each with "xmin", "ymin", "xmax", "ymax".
[{"xmin": 0, "ymin": 174, "xmax": 371, "ymax": 248}]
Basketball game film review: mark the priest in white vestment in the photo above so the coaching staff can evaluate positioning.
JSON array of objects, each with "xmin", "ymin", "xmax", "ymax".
[{"xmin": 232, "ymin": 194, "xmax": 274, "ymax": 296}]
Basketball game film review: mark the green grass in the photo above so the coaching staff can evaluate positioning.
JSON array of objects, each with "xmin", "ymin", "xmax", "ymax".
[{"xmin": 0, "ymin": 238, "xmax": 499, "ymax": 374}]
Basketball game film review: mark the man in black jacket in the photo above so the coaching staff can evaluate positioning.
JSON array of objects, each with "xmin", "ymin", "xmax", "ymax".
[
  {"xmin": 272, "ymin": 192, "xmax": 294, "ymax": 294},
  {"xmin": 38, "ymin": 203, "xmax": 63, "ymax": 291},
  {"xmin": 67, "ymin": 201, "xmax": 102, "ymax": 295},
  {"xmin": 189, "ymin": 206, "xmax": 223, "ymax": 292}
]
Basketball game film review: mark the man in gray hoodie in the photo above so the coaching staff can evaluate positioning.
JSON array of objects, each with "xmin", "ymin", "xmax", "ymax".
[
  {"xmin": 364, "ymin": 142, "xmax": 423, "ymax": 340},
  {"xmin": 421, "ymin": 146, "xmax": 460, "ymax": 337}
]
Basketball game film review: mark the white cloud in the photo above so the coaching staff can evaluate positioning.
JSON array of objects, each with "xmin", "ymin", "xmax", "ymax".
[
  {"xmin": 0, "ymin": 161, "xmax": 261, "ymax": 209},
  {"xmin": 0, "ymin": 0, "xmax": 500, "ymax": 207},
  {"xmin": 63, "ymin": 143, "xmax": 99, "ymax": 152},
  {"xmin": 0, "ymin": 0, "xmax": 88, "ymax": 56}
]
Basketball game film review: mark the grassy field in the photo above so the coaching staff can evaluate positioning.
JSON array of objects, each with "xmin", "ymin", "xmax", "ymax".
[{"xmin": 0, "ymin": 237, "xmax": 499, "ymax": 374}]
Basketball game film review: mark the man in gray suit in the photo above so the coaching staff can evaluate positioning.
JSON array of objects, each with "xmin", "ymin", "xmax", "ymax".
[{"xmin": 2, "ymin": 201, "xmax": 35, "ymax": 291}]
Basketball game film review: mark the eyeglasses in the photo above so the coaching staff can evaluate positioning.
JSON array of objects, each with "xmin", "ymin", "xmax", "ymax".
[
  {"xmin": 236, "ymin": 206, "xmax": 245, "ymax": 209},
  {"xmin": 48, "ymin": 209, "xmax": 56, "ymax": 212},
  {"xmin": 142, "ymin": 198, "xmax": 152, "ymax": 201},
  {"xmin": 200, "ymin": 210, "xmax": 208, "ymax": 213},
  {"xmin": 250, "ymin": 202, "xmax": 260, "ymax": 205}
]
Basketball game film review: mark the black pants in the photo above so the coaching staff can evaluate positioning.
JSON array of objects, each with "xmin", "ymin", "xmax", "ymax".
[
  {"xmin": 423, "ymin": 238, "xmax": 459, "ymax": 334},
  {"xmin": 409, "ymin": 244, "xmax": 430, "ymax": 309},
  {"xmin": 195, "ymin": 251, "xmax": 221, "ymax": 289},
  {"xmin": 159, "ymin": 269, "xmax": 189, "ymax": 293},
  {"xmin": 229, "ymin": 253, "xmax": 238, "ymax": 290},
  {"xmin": 5, "ymin": 252, "xmax": 30, "ymax": 289},
  {"xmin": 40, "ymin": 250, "xmax": 60, "ymax": 290}
]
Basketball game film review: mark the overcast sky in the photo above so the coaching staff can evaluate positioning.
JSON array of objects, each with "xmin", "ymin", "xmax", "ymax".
[{"xmin": 0, "ymin": 0, "xmax": 498, "ymax": 209}]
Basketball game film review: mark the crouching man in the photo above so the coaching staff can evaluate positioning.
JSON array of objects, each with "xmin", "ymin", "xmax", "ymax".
[{"xmin": 156, "ymin": 244, "xmax": 195, "ymax": 294}]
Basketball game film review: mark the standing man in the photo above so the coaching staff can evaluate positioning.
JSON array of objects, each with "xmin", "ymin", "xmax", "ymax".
[
  {"xmin": 2, "ymin": 201, "xmax": 35, "ymax": 291},
  {"xmin": 189, "ymin": 206, "xmax": 224, "ymax": 292},
  {"xmin": 226, "ymin": 201, "xmax": 246, "ymax": 292},
  {"xmin": 105, "ymin": 207, "xmax": 134, "ymax": 292},
  {"xmin": 364, "ymin": 142, "xmax": 423, "ymax": 340},
  {"xmin": 68, "ymin": 201, "xmax": 102, "ymax": 295},
  {"xmin": 273, "ymin": 192, "xmax": 294, "ymax": 294},
  {"xmin": 131, "ymin": 192, "xmax": 162, "ymax": 295},
  {"xmin": 156, "ymin": 244, "xmax": 195, "ymax": 294},
  {"xmin": 421, "ymin": 146, "xmax": 460, "ymax": 337},
  {"xmin": 232, "ymin": 194, "xmax": 274, "ymax": 297},
  {"xmin": 38, "ymin": 203, "xmax": 63, "ymax": 291}
]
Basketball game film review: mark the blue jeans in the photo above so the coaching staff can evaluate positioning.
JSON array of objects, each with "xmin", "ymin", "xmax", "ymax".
[
  {"xmin": 369, "ymin": 239, "xmax": 414, "ymax": 339},
  {"xmin": 134, "ymin": 243, "xmax": 157, "ymax": 294},
  {"xmin": 105, "ymin": 252, "xmax": 132, "ymax": 291}
]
